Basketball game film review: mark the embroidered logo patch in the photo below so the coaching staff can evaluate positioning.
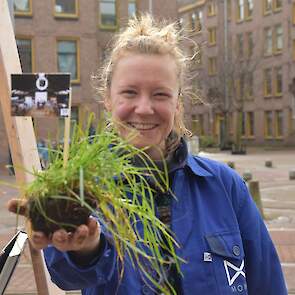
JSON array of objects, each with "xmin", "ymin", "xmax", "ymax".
[
  {"xmin": 203, "ymin": 252, "xmax": 213, "ymax": 262},
  {"xmin": 223, "ymin": 260, "xmax": 246, "ymax": 286}
]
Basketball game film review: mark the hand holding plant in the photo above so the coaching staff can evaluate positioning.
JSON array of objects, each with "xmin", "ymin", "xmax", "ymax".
[{"xmin": 7, "ymin": 120, "xmax": 182, "ymax": 295}]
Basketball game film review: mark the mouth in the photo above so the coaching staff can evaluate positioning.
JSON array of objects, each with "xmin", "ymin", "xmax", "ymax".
[{"xmin": 127, "ymin": 122, "xmax": 158, "ymax": 131}]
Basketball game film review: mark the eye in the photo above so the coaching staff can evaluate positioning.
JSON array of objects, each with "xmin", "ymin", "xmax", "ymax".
[
  {"xmin": 121, "ymin": 89, "xmax": 137, "ymax": 98},
  {"xmin": 154, "ymin": 92, "xmax": 170, "ymax": 99}
]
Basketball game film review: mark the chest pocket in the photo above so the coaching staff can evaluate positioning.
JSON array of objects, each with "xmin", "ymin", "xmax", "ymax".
[{"xmin": 205, "ymin": 231, "xmax": 248, "ymax": 295}]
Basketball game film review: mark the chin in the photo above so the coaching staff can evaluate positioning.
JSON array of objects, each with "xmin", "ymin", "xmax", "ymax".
[
  {"xmin": 121, "ymin": 130, "xmax": 164, "ymax": 150},
  {"xmin": 135, "ymin": 139, "xmax": 164, "ymax": 155}
]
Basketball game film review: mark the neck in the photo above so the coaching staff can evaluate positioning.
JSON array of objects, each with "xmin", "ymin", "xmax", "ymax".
[{"xmin": 144, "ymin": 146, "xmax": 165, "ymax": 161}]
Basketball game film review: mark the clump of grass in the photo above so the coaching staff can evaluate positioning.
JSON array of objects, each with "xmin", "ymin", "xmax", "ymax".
[{"xmin": 24, "ymin": 119, "xmax": 181, "ymax": 295}]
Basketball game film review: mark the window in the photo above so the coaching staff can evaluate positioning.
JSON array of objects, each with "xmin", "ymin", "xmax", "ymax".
[
  {"xmin": 236, "ymin": 75, "xmax": 245, "ymax": 99},
  {"xmin": 263, "ymin": 27, "xmax": 272, "ymax": 55},
  {"xmin": 246, "ymin": 72, "xmax": 253, "ymax": 98},
  {"xmin": 242, "ymin": 112, "xmax": 254, "ymax": 137},
  {"xmin": 57, "ymin": 39, "xmax": 79, "ymax": 83},
  {"xmin": 236, "ymin": 33, "xmax": 244, "ymax": 58},
  {"xmin": 274, "ymin": 66, "xmax": 282, "ymax": 96},
  {"xmin": 213, "ymin": 113, "xmax": 222, "ymax": 136},
  {"xmin": 275, "ymin": 110, "xmax": 283, "ymax": 137},
  {"xmin": 14, "ymin": 0, "xmax": 32, "ymax": 16},
  {"xmin": 208, "ymin": 1, "xmax": 217, "ymax": 16},
  {"xmin": 263, "ymin": 0, "xmax": 272, "ymax": 14},
  {"xmin": 274, "ymin": 24, "xmax": 283, "ymax": 53},
  {"xmin": 245, "ymin": 0, "xmax": 253, "ymax": 19},
  {"xmin": 191, "ymin": 13, "xmax": 197, "ymax": 31},
  {"xmin": 247, "ymin": 112, "xmax": 254, "ymax": 136},
  {"xmin": 236, "ymin": 0, "xmax": 244, "ymax": 22},
  {"xmin": 196, "ymin": 11, "xmax": 203, "ymax": 32},
  {"xmin": 264, "ymin": 25, "xmax": 283, "ymax": 55},
  {"xmin": 191, "ymin": 114, "xmax": 206, "ymax": 135},
  {"xmin": 208, "ymin": 57, "xmax": 217, "ymax": 75},
  {"xmin": 128, "ymin": 0, "xmax": 136, "ymax": 18},
  {"xmin": 227, "ymin": 0, "xmax": 232, "ymax": 20},
  {"xmin": 273, "ymin": 0, "xmax": 282, "ymax": 11},
  {"xmin": 263, "ymin": 0, "xmax": 282, "ymax": 14},
  {"xmin": 240, "ymin": 76, "xmax": 245, "ymax": 99},
  {"xmin": 54, "ymin": 0, "xmax": 78, "ymax": 17},
  {"xmin": 100, "ymin": 0, "xmax": 117, "ymax": 28},
  {"xmin": 264, "ymin": 68, "xmax": 272, "ymax": 97},
  {"xmin": 198, "ymin": 114, "xmax": 205, "ymax": 135},
  {"xmin": 191, "ymin": 114, "xmax": 198, "ymax": 135},
  {"xmin": 16, "ymin": 37, "xmax": 33, "ymax": 72},
  {"xmin": 264, "ymin": 111, "xmax": 273, "ymax": 137},
  {"xmin": 246, "ymin": 31, "xmax": 253, "ymax": 58},
  {"xmin": 208, "ymin": 27, "xmax": 217, "ymax": 46},
  {"xmin": 228, "ymin": 112, "xmax": 234, "ymax": 134},
  {"xmin": 241, "ymin": 112, "xmax": 246, "ymax": 136},
  {"xmin": 191, "ymin": 11, "xmax": 203, "ymax": 32},
  {"xmin": 288, "ymin": 109, "xmax": 294, "ymax": 134}
]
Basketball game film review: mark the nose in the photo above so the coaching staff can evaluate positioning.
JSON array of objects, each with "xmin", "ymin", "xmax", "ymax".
[{"xmin": 134, "ymin": 94, "xmax": 154, "ymax": 115}]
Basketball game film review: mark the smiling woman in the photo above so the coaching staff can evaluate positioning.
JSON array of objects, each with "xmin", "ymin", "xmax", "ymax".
[
  {"xmin": 98, "ymin": 15, "xmax": 191, "ymax": 160},
  {"xmin": 8, "ymin": 13, "xmax": 288, "ymax": 295}
]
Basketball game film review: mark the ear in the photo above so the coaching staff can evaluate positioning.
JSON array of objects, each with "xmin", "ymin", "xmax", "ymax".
[{"xmin": 177, "ymin": 89, "xmax": 182, "ymax": 111}]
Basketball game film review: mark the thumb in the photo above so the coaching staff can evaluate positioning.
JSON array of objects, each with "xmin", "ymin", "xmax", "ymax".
[{"xmin": 7, "ymin": 198, "xmax": 28, "ymax": 216}]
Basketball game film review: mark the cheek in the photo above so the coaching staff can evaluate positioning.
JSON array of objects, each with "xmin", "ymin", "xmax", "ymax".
[{"xmin": 111, "ymin": 102, "xmax": 133, "ymax": 122}]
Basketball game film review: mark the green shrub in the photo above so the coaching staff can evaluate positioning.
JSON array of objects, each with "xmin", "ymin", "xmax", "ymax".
[{"xmin": 199, "ymin": 135, "xmax": 217, "ymax": 148}]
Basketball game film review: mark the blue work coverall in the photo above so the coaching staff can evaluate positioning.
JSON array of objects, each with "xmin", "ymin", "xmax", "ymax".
[{"xmin": 44, "ymin": 155, "xmax": 287, "ymax": 295}]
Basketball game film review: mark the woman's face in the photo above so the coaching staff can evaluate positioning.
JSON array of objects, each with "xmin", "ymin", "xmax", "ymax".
[{"xmin": 105, "ymin": 53, "xmax": 179, "ymax": 159}]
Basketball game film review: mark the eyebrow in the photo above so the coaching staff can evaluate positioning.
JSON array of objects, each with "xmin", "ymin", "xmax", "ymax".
[{"xmin": 117, "ymin": 84, "xmax": 174, "ymax": 92}]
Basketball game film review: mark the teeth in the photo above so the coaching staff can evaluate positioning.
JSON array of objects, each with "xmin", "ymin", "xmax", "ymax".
[{"xmin": 128, "ymin": 122, "xmax": 157, "ymax": 130}]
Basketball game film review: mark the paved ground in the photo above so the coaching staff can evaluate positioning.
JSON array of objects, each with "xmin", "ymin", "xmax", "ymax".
[{"xmin": 0, "ymin": 147, "xmax": 294, "ymax": 294}]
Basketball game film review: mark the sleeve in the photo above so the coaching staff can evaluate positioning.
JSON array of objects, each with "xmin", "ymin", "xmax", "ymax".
[
  {"xmin": 234, "ymin": 179, "xmax": 288, "ymax": 295},
  {"xmin": 43, "ymin": 229, "xmax": 117, "ymax": 290}
]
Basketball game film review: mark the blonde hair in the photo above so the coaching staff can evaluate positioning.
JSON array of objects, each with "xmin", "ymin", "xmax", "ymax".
[{"xmin": 96, "ymin": 14, "xmax": 191, "ymax": 137}]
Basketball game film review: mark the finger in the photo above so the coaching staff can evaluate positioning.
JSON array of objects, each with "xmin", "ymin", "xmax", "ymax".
[
  {"xmin": 7, "ymin": 198, "xmax": 28, "ymax": 216},
  {"xmin": 72, "ymin": 224, "xmax": 89, "ymax": 247},
  {"xmin": 30, "ymin": 231, "xmax": 50, "ymax": 250},
  {"xmin": 52, "ymin": 229, "xmax": 70, "ymax": 251},
  {"xmin": 87, "ymin": 217, "xmax": 100, "ymax": 237}
]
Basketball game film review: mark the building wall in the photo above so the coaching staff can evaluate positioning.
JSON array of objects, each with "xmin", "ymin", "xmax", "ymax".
[{"xmin": 179, "ymin": 0, "xmax": 295, "ymax": 147}]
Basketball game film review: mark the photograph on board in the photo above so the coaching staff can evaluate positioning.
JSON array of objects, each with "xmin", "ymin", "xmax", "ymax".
[{"xmin": 11, "ymin": 73, "xmax": 70, "ymax": 118}]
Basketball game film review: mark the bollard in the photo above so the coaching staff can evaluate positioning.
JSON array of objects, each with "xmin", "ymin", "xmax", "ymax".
[
  {"xmin": 265, "ymin": 160, "xmax": 273, "ymax": 168},
  {"xmin": 187, "ymin": 136, "xmax": 199, "ymax": 155},
  {"xmin": 248, "ymin": 180, "xmax": 264, "ymax": 218},
  {"xmin": 289, "ymin": 169, "xmax": 295, "ymax": 180},
  {"xmin": 227, "ymin": 161, "xmax": 235, "ymax": 169},
  {"xmin": 243, "ymin": 170, "xmax": 252, "ymax": 182}
]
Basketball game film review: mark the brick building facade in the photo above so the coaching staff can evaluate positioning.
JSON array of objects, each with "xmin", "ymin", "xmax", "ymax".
[{"xmin": 178, "ymin": 0, "xmax": 295, "ymax": 147}]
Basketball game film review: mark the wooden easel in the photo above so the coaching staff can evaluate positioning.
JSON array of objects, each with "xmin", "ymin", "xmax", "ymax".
[{"xmin": 0, "ymin": 1, "xmax": 66, "ymax": 294}]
